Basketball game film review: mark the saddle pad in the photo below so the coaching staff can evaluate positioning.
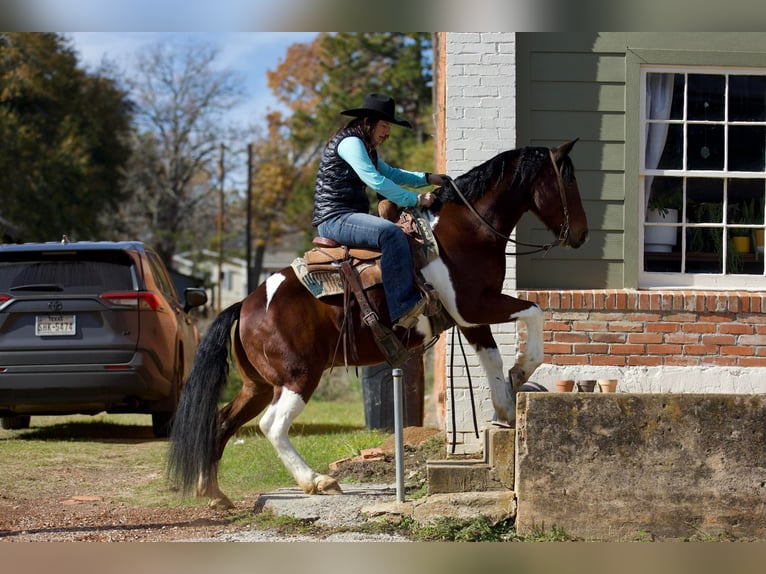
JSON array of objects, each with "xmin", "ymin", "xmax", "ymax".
[
  {"xmin": 304, "ymin": 246, "xmax": 381, "ymax": 266},
  {"xmin": 291, "ymin": 257, "xmax": 382, "ymax": 299}
]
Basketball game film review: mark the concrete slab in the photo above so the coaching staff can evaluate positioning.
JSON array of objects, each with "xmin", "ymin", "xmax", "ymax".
[{"xmin": 515, "ymin": 393, "xmax": 766, "ymax": 540}]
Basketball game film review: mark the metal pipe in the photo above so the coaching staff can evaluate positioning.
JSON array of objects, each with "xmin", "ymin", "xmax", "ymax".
[{"xmin": 392, "ymin": 367, "xmax": 405, "ymax": 502}]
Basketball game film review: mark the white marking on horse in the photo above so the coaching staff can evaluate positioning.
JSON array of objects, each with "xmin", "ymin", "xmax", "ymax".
[
  {"xmin": 475, "ymin": 346, "xmax": 515, "ymax": 423},
  {"xmin": 265, "ymin": 273, "xmax": 286, "ymax": 311},
  {"xmin": 510, "ymin": 304, "xmax": 544, "ymax": 379},
  {"xmin": 420, "ymin": 258, "xmax": 478, "ymax": 328},
  {"xmin": 258, "ymin": 389, "xmax": 315, "ymax": 488}
]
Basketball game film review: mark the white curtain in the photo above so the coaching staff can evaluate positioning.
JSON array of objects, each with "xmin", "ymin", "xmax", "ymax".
[{"xmin": 644, "ymin": 73, "xmax": 675, "ymax": 213}]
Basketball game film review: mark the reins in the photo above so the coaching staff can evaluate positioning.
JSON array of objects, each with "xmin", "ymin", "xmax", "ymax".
[{"xmin": 444, "ymin": 149, "xmax": 571, "ymax": 256}]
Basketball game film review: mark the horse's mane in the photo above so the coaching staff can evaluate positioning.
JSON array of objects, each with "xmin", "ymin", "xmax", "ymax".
[{"xmin": 431, "ymin": 146, "xmax": 574, "ymax": 212}]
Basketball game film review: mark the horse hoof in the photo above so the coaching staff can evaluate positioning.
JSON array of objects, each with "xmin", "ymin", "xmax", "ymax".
[
  {"xmin": 316, "ymin": 475, "xmax": 343, "ymax": 495},
  {"xmin": 209, "ymin": 495, "xmax": 234, "ymax": 510}
]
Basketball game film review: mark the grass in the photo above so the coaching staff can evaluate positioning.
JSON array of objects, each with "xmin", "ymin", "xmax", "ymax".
[{"xmin": 0, "ymin": 398, "xmax": 387, "ymax": 509}]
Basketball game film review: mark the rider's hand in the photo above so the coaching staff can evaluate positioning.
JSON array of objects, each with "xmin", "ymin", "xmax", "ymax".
[
  {"xmin": 417, "ymin": 192, "xmax": 436, "ymax": 208},
  {"xmin": 427, "ymin": 173, "xmax": 450, "ymax": 187}
]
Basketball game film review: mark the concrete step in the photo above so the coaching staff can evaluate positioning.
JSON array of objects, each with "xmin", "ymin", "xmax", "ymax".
[{"xmin": 426, "ymin": 426, "xmax": 515, "ymax": 494}]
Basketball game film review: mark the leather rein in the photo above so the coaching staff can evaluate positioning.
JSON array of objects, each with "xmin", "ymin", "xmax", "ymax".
[{"xmin": 444, "ymin": 149, "xmax": 571, "ymax": 256}]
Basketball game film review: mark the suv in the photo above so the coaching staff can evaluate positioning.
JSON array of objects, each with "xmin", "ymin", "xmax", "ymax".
[{"xmin": 0, "ymin": 239, "xmax": 208, "ymax": 437}]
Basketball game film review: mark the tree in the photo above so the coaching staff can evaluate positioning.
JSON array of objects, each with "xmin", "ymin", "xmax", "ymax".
[
  {"xmin": 0, "ymin": 33, "xmax": 133, "ymax": 242},
  {"xmin": 262, "ymin": 32, "xmax": 437, "ymax": 242},
  {"xmin": 117, "ymin": 40, "xmax": 245, "ymax": 264}
]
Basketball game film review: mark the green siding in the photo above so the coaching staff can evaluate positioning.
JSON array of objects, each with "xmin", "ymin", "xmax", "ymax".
[{"xmin": 515, "ymin": 32, "xmax": 766, "ymax": 290}]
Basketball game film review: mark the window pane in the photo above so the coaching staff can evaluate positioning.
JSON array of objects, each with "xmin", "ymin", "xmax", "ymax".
[
  {"xmin": 685, "ymin": 227, "xmax": 723, "ymax": 273},
  {"xmin": 729, "ymin": 75, "xmax": 766, "ymax": 122},
  {"xmin": 728, "ymin": 125, "xmax": 766, "ymax": 172},
  {"xmin": 688, "ymin": 74, "xmax": 725, "ymax": 121},
  {"xmin": 728, "ymin": 179, "xmax": 765, "ymax": 224},
  {"xmin": 688, "ymin": 124, "xmax": 724, "ymax": 170},
  {"xmin": 687, "ymin": 178, "xmax": 723, "ymax": 223},
  {"xmin": 654, "ymin": 124, "xmax": 684, "ymax": 170}
]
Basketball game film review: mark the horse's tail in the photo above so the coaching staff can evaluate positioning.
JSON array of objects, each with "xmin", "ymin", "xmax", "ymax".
[{"xmin": 167, "ymin": 300, "xmax": 243, "ymax": 495}]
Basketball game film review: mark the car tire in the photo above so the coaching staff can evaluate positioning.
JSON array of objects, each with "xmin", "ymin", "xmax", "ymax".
[
  {"xmin": 1, "ymin": 415, "xmax": 31, "ymax": 430},
  {"xmin": 151, "ymin": 411, "xmax": 173, "ymax": 438}
]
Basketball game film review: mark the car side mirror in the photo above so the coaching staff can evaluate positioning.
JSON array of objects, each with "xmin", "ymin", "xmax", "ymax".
[{"xmin": 183, "ymin": 287, "xmax": 208, "ymax": 312}]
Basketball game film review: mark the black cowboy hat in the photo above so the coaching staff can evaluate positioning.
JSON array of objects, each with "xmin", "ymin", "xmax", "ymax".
[{"xmin": 341, "ymin": 93, "xmax": 412, "ymax": 128}]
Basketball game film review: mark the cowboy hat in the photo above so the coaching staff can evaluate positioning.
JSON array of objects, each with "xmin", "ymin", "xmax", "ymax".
[{"xmin": 341, "ymin": 93, "xmax": 412, "ymax": 128}]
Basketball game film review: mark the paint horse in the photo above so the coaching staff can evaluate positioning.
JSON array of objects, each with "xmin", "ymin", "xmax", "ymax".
[{"xmin": 168, "ymin": 140, "xmax": 588, "ymax": 509}]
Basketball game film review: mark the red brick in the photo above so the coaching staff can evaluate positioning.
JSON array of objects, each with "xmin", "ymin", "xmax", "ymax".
[
  {"xmin": 552, "ymin": 332, "xmax": 589, "ymax": 343},
  {"xmin": 719, "ymin": 323, "xmax": 754, "ymax": 335},
  {"xmin": 627, "ymin": 333, "xmax": 664, "ymax": 344},
  {"xmin": 591, "ymin": 333, "xmax": 626, "ymax": 343},
  {"xmin": 701, "ymin": 356, "xmax": 738, "ymax": 367},
  {"xmin": 666, "ymin": 333, "xmax": 701, "ymax": 345},
  {"xmin": 573, "ymin": 343, "xmax": 610, "ymax": 354},
  {"xmin": 610, "ymin": 344, "xmax": 646, "ymax": 355},
  {"xmin": 544, "ymin": 343, "xmax": 573, "ymax": 354},
  {"xmin": 607, "ymin": 322, "xmax": 645, "ymax": 333},
  {"xmin": 647, "ymin": 344, "xmax": 683, "ymax": 355},
  {"xmin": 721, "ymin": 345, "xmax": 754, "ymax": 356},
  {"xmin": 647, "ymin": 323, "xmax": 681, "ymax": 333},
  {"xmin": 700, "ymin": 334, "xmax": 737, "ymax": 346},
  {"xmin": 590, "ymin": 355, "xmax": 626, "ymax": 366},
  {"xmin": 572, "ymin": 321, "xmax": 608, "ymax": 332},
  {"xmin": 685, "ymin": 345, "xmax": 719, "ymax": 355},
  {"xmin": 738, "ymin": 357, "xmax": 766, "ymax": 367},
  {"xmin": 627, "ymin": 355, "xmax": 663, "ymax": 366},
  {"xmin": 682, "ymin": 323, "xmax": 716, "ymax": 334},
  {"xmin": 551, "ymin": 355, "xmax": 588, "ymax": 365}
]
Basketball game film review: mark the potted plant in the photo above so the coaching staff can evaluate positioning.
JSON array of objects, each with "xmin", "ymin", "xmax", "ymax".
[{"xmin": 646, "ymin": 187, "xmax": 682, "ymax": 252}]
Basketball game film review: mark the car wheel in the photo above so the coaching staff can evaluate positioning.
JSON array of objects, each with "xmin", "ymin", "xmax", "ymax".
[
  {"xmin": 1, "ymin": 415, "xmax": 31, "ymax": 430},
  {"xmin": 151, "ymin": 411, "xmax": 173, "ymax": 438}
]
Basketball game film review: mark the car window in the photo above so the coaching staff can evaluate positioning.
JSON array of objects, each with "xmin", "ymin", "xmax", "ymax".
[
  {"xmin": 0, "ymin": 252, "xmax": 136, "ymax": 295},
  {"xmin": 145, "ymin": 251, "xmax": 180, "ymax": 302}
]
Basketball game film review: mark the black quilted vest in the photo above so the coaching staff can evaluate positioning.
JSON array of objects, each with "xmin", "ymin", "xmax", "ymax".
[{"xmin": 312, "ymin": 128, "xmax": 377, "ymax": 227}]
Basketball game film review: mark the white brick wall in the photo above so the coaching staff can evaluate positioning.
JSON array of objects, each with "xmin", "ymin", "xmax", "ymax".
[{"xmin": 444, "ymin": 32, "xmax": 518, "ymax": 454}]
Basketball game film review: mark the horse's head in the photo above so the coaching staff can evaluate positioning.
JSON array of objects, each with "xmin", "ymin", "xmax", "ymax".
[{"xmin": 531, "ymin": 139, "xmax": 589, "ymax": 248}]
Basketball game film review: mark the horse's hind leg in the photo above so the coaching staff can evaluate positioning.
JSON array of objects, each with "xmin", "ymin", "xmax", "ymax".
[
  {"xmin": 197, "ymin": 336, "xmax": 275, "ymax": 509},
  {"xmin": 258, "ymin": 385, "xmax": 343, "ymax": 495}
]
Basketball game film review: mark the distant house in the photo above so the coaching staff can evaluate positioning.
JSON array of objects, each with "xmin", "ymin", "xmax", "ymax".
[{"xmin": 172, "ymin": 232, "xmax": 306, "ymax": 312}]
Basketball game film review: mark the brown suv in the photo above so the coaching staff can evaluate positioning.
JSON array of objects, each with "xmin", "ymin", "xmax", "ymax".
[{"xmin": 0, "ymin": 240, "xmax": 207, "ymax": 436}]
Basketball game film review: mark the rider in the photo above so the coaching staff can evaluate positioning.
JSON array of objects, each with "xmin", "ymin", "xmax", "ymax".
[{"xmin": 312, "ymin": 93, "xmax": 449, "ymax": 329}]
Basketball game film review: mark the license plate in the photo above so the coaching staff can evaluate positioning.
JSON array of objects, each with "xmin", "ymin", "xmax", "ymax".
[{"xmin": 35, "ymin": 314, "xmax": 76, "ymax": 336}]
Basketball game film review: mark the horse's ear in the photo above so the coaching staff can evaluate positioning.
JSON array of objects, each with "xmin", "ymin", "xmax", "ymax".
[{"xmin": 552, "ymin": 138, "xmax": 579, "ymax": 160}]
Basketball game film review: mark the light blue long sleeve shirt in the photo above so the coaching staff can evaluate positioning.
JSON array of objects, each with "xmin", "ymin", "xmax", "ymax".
[{"xmin": 337, "ymin": 136, "xmax": 429, "ymax": 208}]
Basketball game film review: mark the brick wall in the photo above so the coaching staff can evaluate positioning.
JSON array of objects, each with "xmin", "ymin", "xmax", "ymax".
[
  {"xmin": 508, "ymin": 289, "xmax": 766, "ymax": 404},
  {"xmin": 517, "ymin": 289, "xmax": 766, "ymax": 369},
  {"xmin": 444, "ymin": 32, "xmax": 518, "ymax": 454}
]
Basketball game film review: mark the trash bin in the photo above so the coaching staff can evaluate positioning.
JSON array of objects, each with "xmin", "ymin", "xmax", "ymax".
[{"xmin": 362, "ymin": 354, "xmax": 424, "ymax": 431}]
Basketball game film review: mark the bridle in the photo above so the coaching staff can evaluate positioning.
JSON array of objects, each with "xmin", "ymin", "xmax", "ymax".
[{"xmin": 445, "ymin": 149, "xmax": 571, "ymax": 256}]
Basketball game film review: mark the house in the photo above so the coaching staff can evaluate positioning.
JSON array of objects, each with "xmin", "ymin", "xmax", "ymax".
[
  {"xmin": 172, "ymin": 232, "xmax": 306, "ymax": 313},
  {"xmin": 436, "ymin": 33, "xmax": 766, "ymax": 453}
]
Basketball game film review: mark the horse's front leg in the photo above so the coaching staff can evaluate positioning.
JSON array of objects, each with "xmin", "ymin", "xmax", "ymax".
[
  {"xmin": 456, "ymin": 293, "xmax": 545, "ymax": 387},
  {"xmin": 459, "ymin": 324, "xmax": 516, "ymax": 424},
  {"xmin": 259, "ymin": 387, "xmax": 343, "ymax": 495}
]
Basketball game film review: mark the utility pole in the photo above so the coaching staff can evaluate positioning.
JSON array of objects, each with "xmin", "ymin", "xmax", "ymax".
[
  {"xmin": 246, "ymin": 142, "xmax": 254, "ymax": 294},
  {"xmin": 216, "ymin": 143, "xmax": 225, "ymax": 313}
]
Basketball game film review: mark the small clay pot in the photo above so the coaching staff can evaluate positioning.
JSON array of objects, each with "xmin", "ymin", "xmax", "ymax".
[
  {"xmin": 555, "ymin": 379, "xmax": 575, "ymax": 393},
  {"xmin": 598, "ymin": 378, "xmax": 618, "ymax": 393},
  {"xmin": 576, "ymin": 380, "xmax": 597, "ymax": 392}
]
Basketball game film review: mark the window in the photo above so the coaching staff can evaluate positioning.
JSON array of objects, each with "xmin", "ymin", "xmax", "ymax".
[{"xmin": 641, "ymin": 68, "xmax": 766, "ymax": 289}]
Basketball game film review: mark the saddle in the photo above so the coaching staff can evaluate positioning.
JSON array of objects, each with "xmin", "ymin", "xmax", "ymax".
[{"xmin": 290, "ymin": 203, "xmax": 452, "ymax": 367}]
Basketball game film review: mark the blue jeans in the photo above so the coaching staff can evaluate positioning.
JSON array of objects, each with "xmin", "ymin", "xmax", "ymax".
[{"xmin": 317, "ymin": 212, "xmax": 421, "ymax": 322}]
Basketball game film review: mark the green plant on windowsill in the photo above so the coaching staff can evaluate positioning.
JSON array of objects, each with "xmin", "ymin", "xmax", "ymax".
[{"xmin": 647, "ymin": 187, "xmax": 683, "ymax": 218}]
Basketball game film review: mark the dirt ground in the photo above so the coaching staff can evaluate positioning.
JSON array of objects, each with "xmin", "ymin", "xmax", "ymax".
[{"xmin": 0, "ymin": 426, "xmax": 444, "ymax": 542}]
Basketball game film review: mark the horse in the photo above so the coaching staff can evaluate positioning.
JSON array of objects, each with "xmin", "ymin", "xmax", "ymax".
[{"xmin": 167, "ymin": 139, "xmax": 588, "ymax": 509}]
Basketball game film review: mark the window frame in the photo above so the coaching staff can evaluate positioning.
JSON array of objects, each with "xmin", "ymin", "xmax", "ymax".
[{"xmin": 628, "ymin": 48, "xmax": 766, "ymax": 290}]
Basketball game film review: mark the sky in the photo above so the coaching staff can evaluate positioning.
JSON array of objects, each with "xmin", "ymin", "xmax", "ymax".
[{"xmin": 67, "ymin": 32, "xmax": 319, "ymax": 129}]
